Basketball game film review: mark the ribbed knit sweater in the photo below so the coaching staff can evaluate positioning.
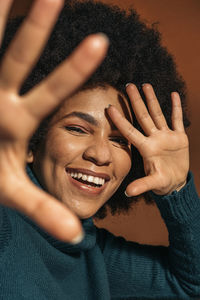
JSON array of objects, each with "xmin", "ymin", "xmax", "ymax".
[{"xmin": 0, "ymin": 169, "xmax": 199, "ymax": 299}]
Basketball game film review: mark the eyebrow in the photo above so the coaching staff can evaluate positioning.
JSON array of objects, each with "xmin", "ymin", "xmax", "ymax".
[
  {"xmin": 60, "ymin": 111, "xmax": 99, "ymax": 126},
  {"xmin": 61, "ymin": 111, "xmax": 121, "ymax": 131}
]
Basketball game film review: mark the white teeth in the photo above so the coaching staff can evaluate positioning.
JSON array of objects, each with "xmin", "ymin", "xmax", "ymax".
[
  {"xmin": 87, "ymin": 175, "xmax": 94, "ymax": 183},
  {"xmin": 69, "ymin": 171, "xmax": 106, "ymax": 186},
  {"xmin": 78, "ymin": 173, "xmax": 82, "ymax": 179},
  {"xmin": 94, "ymin": 177, "xmax": 100, "ymax": 185},
  {"xmin": 82, "ymin": 174, "xmax": 87, "ymax": 181},
  {"xmin": 100, "ymin": 178, "xmax": 105, "ymax": 185}
]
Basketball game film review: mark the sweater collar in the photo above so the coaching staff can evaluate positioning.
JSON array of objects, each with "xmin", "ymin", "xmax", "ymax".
[{"xmin": 23, "ymin": 165, "xmax": 97, "ymax": 253}]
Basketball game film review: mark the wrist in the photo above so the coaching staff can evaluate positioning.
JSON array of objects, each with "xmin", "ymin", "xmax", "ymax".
[{"xmin": 153, "ymin": 178, "xmax": 188, "ymax": 196}]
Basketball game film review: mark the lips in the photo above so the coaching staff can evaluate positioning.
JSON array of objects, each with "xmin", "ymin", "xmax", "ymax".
[
  {"xmin": 70, "ymin": 172, "xmax": 105, "ymax": 186},
  {"xmin": 66, "ymin": 167, "xmax": 110, "ymax": 195}
]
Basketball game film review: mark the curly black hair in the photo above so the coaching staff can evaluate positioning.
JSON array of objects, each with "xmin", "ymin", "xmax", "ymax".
[{"xmin": 1, "ymin": 0, "xmax": 190, "ymax": 219}]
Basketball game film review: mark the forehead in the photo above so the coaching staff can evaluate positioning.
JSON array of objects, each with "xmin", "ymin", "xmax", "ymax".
[{"xmin": 52, "ymin": 86, "xmax": 132, "ymax": 124}]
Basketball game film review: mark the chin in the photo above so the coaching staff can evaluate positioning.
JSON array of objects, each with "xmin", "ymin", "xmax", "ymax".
[
  {"xmin": 62, "ymin": 196, "xmax": 104, "ymax": 220},
  {"xmin": 72, "ymin": 207, "xmax": 99, "ymax": 220},
  {"xmin": 76, "ymin": 210, "xmax": 96, "ymax": 220}
]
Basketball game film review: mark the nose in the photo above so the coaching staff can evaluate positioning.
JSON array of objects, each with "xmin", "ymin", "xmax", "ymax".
[{"xmin": 83, "ymin": 138, "xmax": 112, "ymax": 166}]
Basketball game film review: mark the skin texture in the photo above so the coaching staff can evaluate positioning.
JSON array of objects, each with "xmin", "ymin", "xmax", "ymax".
[{"xmin": 30, "ymin": 87, "xmax": 132, "ymax": 219}]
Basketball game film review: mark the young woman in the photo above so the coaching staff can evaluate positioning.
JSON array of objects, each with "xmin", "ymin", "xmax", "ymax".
[{"xmin": 0, "ymin": 0, "xmax": 199, "ymax": 299}]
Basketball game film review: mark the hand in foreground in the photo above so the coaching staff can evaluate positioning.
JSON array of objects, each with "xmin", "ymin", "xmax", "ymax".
[
  {"xmin": 0, "ymin": 0, "xmax": 108, "ymax": 242},
  {"xmin": 107, "ymin": 83, "xmax": 189, "ymax": 196}
]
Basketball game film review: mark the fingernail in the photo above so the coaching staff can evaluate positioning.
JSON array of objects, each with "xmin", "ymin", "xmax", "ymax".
[
  {"xmin": 126, "ymin": 83, "xmax": 132, "ymax": 88},
  {"xmin": 71, "ymin": 230, "xmax": 85, "ymax": 245},
  {"xmin": 124, "ymin": 190, "xmax": 131, "ymax": 197},
  {"xmin": 106, "ymin": 104, "xmax": 112, "ymax": 109},
  {"xmin": 142, "ymin": 83, "xmax": 151, "ymax": 88}
]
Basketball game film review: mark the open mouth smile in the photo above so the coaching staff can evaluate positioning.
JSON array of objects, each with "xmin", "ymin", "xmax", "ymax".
[{"xmin": 66, "ymin": 168, "xmax": 110, "ymax": 194}]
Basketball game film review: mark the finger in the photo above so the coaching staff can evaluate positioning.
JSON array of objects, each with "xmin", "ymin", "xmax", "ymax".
[
  {"xmin": 0, "ymin": 0, "xmax": 13, "ymax": 46},
  {"xmin": 142, "ymin": 83, "xmax": 168, "ymax": 130},
  {"xmin": 0, "ymin": 0, "xmax": 64, "ymax": 90},
  {"xmin": 126, "ymin": 83, "xmax": 156, "ymax": 135},
  {"xmin": 107, "ymin": 104, "xmax": 146, "ymax": 148},
  {"xmin": 24, "ymin": 33, "xmax": 108, "ymax": 123},
  {"xmin": 171, "ymin": 92, "xmax": 184, "ymax": 132},
  {"xmin": 7, "ymin": 178, "xmax": 84, "ymax": 243},
  {"xmin": 125, "ymin": 174, "xmax": 158, "ymax": 196}
]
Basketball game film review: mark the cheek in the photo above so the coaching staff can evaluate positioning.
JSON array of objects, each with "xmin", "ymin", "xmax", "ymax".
[
  {"xmin": 45, "ymin": 132, "xmax": 83, "ymax": 164},
  {"xmin": 113, "ymin": 149, "xmax": 132, "ymax": 179}
]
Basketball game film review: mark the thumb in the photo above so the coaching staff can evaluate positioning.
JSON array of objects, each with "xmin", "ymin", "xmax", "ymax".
[{"xmin": 125, "ymin": 175, "xmax": 157, "ymax": 197}]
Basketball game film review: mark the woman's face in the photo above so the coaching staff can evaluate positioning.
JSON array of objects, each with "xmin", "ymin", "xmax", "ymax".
[{"xmin": 31, "ymin": 86, "xmax": 132, "ymax": 219}]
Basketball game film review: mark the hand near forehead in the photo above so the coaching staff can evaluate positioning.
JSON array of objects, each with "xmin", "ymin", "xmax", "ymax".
[
  {"xmin": 107, "ymin": 83, "xmax": 189, "ymax": 196},
  {"xmin": 0, "ymin": 0, "xmax": 108, "ymax": 242}
]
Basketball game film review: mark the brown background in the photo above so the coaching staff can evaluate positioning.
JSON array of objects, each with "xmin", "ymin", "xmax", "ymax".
[{"xmin": 11, "ymin": 0, "xmax": 200, "ymax": 246}]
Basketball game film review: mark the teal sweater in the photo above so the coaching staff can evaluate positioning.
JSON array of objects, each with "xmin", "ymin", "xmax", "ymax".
[{"xmin": 0, "ymin": 169, "xmax": 200, "ymax": 299}]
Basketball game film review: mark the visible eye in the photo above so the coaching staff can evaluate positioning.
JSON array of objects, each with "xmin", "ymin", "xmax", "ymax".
[
  {"xmin": 110, "ymin": 136, "xmax": 129, "ymax": 147},
  {"xmin": 64, "ymin": 126, "xmax": 87, "ymax": 134}
]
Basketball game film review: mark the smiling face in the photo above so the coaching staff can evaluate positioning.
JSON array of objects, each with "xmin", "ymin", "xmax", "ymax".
[{"xmin": 31, "ymin": 86, "xmax": 132, "ymax": 219}]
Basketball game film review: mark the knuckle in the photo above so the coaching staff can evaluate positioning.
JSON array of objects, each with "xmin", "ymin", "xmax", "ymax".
[
  {"xmin": 140, "ymin": 112, "xmax": 149, "ymax": 121},
  {"xmin": 154, "ymin": 109, "xmax": 163, "ymax": 118},
  {"xmin": 134, "ymin": 95, "xmax": 142, "ymax": 102},
  {"xmin": 68, "ymin": 56, "xmax": 87, "ymax": 79},
  {"xmin": 126, "ymin": 125, "xmax": 136, "ymax": 139}
]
